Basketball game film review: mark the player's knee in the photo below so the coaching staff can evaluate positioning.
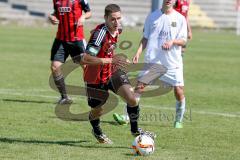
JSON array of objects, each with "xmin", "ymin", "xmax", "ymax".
[
  {"xmin": 135, "ymin": 83, "xmax": 145, "ymax": 95},
  {"xmin": 174, "ymin": 86, "xmax": 184, "ymax": 100},
  {"xmin": 91, "ymin": 107, "xmax": 103, "ymax": 118},
  {"xmin": 51, "ymin": 64, "xmax": 60, "ymax": 74},
  {"xmin": 134, "ymin": 88, "xmax": 144, "ymax": 95},
  {"xmin": 127, "ymin": 95, "xmax": 138, "ymax": 107},
  {"xmin": 51, "ymin": 61, "xmax": 63, "ymax": 73}
]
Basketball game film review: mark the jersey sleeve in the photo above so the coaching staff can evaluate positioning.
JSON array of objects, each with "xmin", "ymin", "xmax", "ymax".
[
  {"xmin": 176, "ymin": 16, "xmax": 188, "ymax": 43},
  {"xmin": 86, "ymin": 27, "xmax": 107, "ymax": 56},
  {"xmin": 80, "ymin": 0, "xmax": 91, "ymax": 12}
]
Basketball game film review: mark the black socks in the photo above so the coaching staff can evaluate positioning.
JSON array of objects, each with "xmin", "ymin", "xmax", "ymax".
[
  {"xmin": 127, "ymin": 105, "xmax": 140, "ymax": 133},
  {"xmin": 53, "ymin": 74, "xmax": 67, "ymax": 98}
]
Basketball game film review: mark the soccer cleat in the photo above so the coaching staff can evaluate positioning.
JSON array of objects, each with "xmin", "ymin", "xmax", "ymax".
[
  {"xmin": 113, "ymin": 113, "xmax": 128, "ymax": 125},
  {"xmin": 174, "ymin": 121, "xmax": 183, "ymax": 129},
  {"xmin": 131, "ymin": 128, "xmax": 156, "ymax": 140},
  {"xmin": 92, "ymin": 130, "xmax": 113, "ymax": 144},
  {"xmin": 57, "ymin": 97, "xmax": 73, "ymax": 105}
]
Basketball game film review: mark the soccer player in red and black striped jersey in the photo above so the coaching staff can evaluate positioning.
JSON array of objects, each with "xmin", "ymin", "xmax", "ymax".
[
  {"xmin": 49, "ymin": 0, "xmax": 92, "ymax": 104},
  {"xmin": 84, "ymin": 4, "xmax": 155, "ymax": 144}
]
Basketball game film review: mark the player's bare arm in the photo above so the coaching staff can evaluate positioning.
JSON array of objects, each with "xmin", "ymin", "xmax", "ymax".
[
  {"xmin": 187, "ymin": 0, "xmax": 192, "ymax": 40},
  {"xmin": 48, "ymin": 12, "xmax": 59, "ymax": 25},
  {"xmin": 186, "ymin": 17, "xmax": 192, "ymax": 40},
  {"xmin": 162, "ymin": 39, "xmax": 186, "ymax": 50},
  {"xmin": 78, "ymin": 11, "xmax": 92, "ymax": 26},
  {"xmin": 81, "ymin": 53, "xmax": 130, "ymax": 66},
  {"xmin": 132, "ymin": 37, "xmax": 148, "ymax": 64}
]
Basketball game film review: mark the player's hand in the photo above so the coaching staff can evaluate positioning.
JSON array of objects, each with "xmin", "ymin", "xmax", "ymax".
[
  {"xmin": 77, "ymin": 15, "xmax": 85, "ymax": 27},
  {"xmin": 162, "ymin": 40, "xmax": 173, "ymax": 50},
  {"xmin": 48, "ymin": 14, "xmax": 59, "ymax": 25},
  {"xmin": 132, "ymin": 54, "xmax": 140, "ymax": 64},
  {"xmin": 188, "ymin": 31, "xmax": 192, "ymax": 40},
  {"xmin": 112, "ymin": 54, "xmax": 131, "ymax": 72}
]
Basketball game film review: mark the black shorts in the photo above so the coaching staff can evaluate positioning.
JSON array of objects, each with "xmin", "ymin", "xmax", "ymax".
[
  {"xmin": 50, "ymin": 39, "xmax": 86, "ymax": 63},
  {"xmin": 86, "ymin": 70, "xmax": 130, "ymax": 108}
]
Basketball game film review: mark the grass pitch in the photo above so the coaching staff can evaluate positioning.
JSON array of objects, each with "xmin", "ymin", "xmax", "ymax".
[{"xmin": 0, "ymin": 25, "xmax": 240, "ymax": 160}]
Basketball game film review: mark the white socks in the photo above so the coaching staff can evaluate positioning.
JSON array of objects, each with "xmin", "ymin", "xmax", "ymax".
[{"xmin": 175, "ymin": 98, "xmax": 186, "ymax": 122}]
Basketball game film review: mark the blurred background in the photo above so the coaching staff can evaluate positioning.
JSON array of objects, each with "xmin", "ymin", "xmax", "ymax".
[{"xmin": 0, "ymin": 0, "xmax": 240, "ymax": 31}]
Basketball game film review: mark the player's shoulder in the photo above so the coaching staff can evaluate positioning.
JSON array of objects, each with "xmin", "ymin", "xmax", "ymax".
[
  {"xmin": 89, "ymin": 24, "xmax": 107, "ymax": 46},
  {"xmin": 148, "ymin": 9, "xmax": 163, "ymax": 19},
  {"xmin": 145, "ymin": 9, "xmax": 163, "ymax": 26},
  {"xmin": 94, "ymin": 23, "xmax": 107, "ymax": 32},
  {"xmin": 173, "ymin": 10, "xmax": 185, "ymax": 19},
  {"xmin": 173, "ymin": 10, "xmax": 187, "ymax": 26},
  {"xmin": 90, "ymin": 23, "xmax": 107, "ymax": 36}
]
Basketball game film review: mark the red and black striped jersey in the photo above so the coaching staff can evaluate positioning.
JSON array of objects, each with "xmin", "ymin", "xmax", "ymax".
[
  {"xmin": 84, "ymin": 23, "xmax": 121, "ymax": 84},
  {"xmin": 53, "ymin": 0, "xmax": 90, "ymax": 41},
  {"xmin": 174, "ymin": 0, "xmax": 190, "ymax": 18}
]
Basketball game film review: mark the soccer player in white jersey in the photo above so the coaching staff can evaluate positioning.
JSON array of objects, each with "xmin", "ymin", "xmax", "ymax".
[{"xmin": 113, "ymin": 0, "xmax": 187, "ymax": 129}]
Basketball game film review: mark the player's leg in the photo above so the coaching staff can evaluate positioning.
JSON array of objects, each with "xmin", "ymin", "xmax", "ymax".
[
  {"xmin": 110, "ymin": 70, "xmax": 156, "ymax": 139},
  {"xmin": 173, "ymin": 67, "xmax": 185, "ymax": 129},
  {"xmin": 114, "ymin": 63, "xmax": 166, "ymax": 125},
  {"xmin": 50, "ymin": 39, "xmax": 72, "ymax": 104},
  {"xmin": 109, "ymin": 70, "xmax": 139, "ymax": 132},
  {"xmin": 160, "ymin": 67, "xmax": 185, "ymax": 128},
  {"xmin": 117, "ymin": 84, "xmax": 155, "ymax": 139},
  {"xmin": 174, "ymin": 86, "xmax": 185, "ymax": 128},
  {"xmin": 87, "ymin": 84, "xmax": 112, "ymax": 144},
  {"xmin": 68, "ymin": 40, "xmax": 86, "ymax": 64},
  {"xmin": 113, "ymin": 81, "xmax": 146, "ymax": 125},
  {"xmin": 117, "ymin": 84, "xmax": 140, "ymax": 133}
]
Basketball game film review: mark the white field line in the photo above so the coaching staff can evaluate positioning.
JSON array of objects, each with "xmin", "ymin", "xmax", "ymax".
[
  {"xmin": 0, "ymin": 89, "xmax": 240, "ymax": 118},
  {"xmin": 142, "ymin": 105, "xmax": 240, "ymax": 118}
]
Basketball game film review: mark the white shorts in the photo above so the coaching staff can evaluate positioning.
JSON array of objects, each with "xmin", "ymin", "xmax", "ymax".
[
  {"xmin": 160, "ymin": 67, "xmax": 184, "ymax": 86},
  {"xmin": 138, "ymin": 65, "xmax": 184, "ymax": 87}
]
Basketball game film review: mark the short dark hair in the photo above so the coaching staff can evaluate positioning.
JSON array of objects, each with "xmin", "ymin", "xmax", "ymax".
[{"xmin": 105, "ymin": 4, "xmax": 121, "ymax": 16}]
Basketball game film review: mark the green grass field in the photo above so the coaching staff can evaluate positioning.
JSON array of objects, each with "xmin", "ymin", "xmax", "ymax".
[{"xmin": 0, "ymin": 25, "xmax": 240, "ymax": 160}]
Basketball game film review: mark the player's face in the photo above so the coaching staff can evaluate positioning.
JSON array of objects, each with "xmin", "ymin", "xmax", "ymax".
[
  {"xmin": 162, "ymin": 0, "xmax": 176, "ymax": 9},
  {"xmin": 105, "ymin": 11, "xmax": 122, "ymax": 32}
]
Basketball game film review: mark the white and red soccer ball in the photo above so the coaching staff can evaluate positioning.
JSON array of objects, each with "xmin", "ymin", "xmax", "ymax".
[{"xmin": 132, "ymin": 134, "xmax": 155, "ymax": 156}]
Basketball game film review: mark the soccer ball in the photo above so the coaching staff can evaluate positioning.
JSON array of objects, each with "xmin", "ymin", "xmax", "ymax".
[{"xmin": 132, "ymin": 134, "xmax": 155, "ymax": 156}]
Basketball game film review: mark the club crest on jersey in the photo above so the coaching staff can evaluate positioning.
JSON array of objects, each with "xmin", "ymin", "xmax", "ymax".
[
  {"xmin": 171, "ymin": 22, "xmax": 177, "ymax": 27},
  {"xmin": 106, "ymin": 43, "xmax": 117, "ymax": 55},
  {"xmin": 58, "ymin": 7, "xmax": 71, "ymax": 15}
]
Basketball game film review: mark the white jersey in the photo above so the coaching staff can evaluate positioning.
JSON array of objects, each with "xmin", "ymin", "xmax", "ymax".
[
  {"xmin": 143, "ymin": 10, "xmax": 163, "ymax": 39},
  {"xmin": 144, "ymin": 10, "xmax": 187, "ymax": 69}
]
